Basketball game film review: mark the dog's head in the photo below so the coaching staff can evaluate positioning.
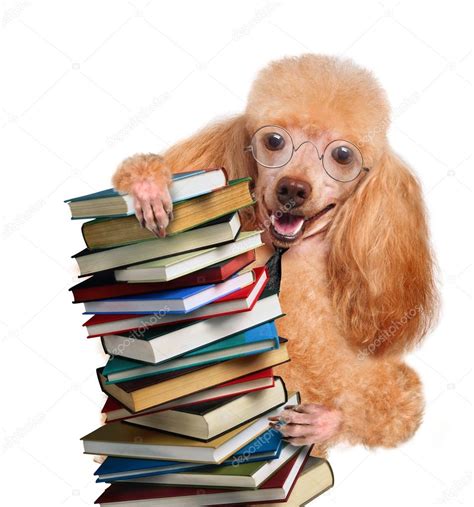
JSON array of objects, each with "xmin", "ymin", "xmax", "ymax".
[
  {"xmin": 244, "ymin": 54, "xmax": 389, "ymax": 248},
  {"xmin": 171, "ymin": 54, "xmax": 438, "ymax": 355}
]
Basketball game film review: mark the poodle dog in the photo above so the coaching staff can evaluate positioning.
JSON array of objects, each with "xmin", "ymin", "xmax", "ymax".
[{"xmin": 112, "ymin": 54, "xmax": 438, "ymax": 457}]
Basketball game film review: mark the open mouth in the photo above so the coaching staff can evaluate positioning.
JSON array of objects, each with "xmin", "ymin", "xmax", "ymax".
[{"xmin": 269, "ymin": 204, "xmax": 336, "ymax": 244}]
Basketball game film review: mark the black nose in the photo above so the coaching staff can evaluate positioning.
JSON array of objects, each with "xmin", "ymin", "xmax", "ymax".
[{"xmin": 276, "ymin": 177, "xmax": 312, "ymax": 208}]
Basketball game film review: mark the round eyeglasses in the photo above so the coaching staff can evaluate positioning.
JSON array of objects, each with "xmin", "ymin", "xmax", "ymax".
[{"xmin": 244, "ymin": 125, "xmax": 370, "ymax": 183}]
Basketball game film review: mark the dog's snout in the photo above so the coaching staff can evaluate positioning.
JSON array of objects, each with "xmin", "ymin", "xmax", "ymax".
[{"xmin": 276, "ymin": 177, "xmax": 312, "ymax": 208}]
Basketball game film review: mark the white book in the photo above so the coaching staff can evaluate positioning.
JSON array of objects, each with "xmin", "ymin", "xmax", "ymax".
[
  {"xmin": 102, "ymin": 293, "xmax": 282, "ymax": 364},
  {"xmin": 114, "ymin": 230, "xmax": 263, "ymax": 282},
  {"xmin": 74, "ymin": 212, "xmax": 241, "ymax": 276},
  {"xmin": 85, "ymin": 267, "xmax": 268, "ymax": 337}
]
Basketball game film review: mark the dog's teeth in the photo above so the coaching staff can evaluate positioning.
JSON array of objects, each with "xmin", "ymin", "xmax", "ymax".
[
  {"xmin": 294, "ymin": 220, "xmax": 304, "ymax": 234},
  {"xmin": 270, "ymin": 214, "xmax": 275, "ymax": 225}
]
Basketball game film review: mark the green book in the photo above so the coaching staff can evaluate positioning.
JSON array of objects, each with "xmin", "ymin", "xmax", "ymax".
[
  {"xmin": 80, "ymin": 177, "xmax": 254, "ymax": 249},
  {"xmin": 112, "ymin": 443, "xmax": 301, "ymax": 489}
]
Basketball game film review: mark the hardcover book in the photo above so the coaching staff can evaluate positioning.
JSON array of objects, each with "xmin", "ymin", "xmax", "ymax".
[
  {"xmin": 82, "ymin": 393, "xmax": 299, "ymax": 464},
  {"xmin": 101, "ymin": 369, "xmax": 277, "ymax": 422},
  {"xmin": 70, "ymin": 250, "xmax": 255, "ymax": 303},
  {"xmin": 102, "ymin": 320, "xmax": 279, "ymax": 383},
  {"xmin": 84, "ymin": 266, "xmax": 267, "ymax": 337},
  {"xmin": 113, "ymin": 230, "xmax": 262, "ymax": 282},
  {"xmin": 93, "ymin": 443, "xmax": 309, "ymax": 506},
  {"xmin": 98, "ymin": 341, "xmax": 289, "ymax": 412},
  {"xmin": 124, "ymin": 377, "xmax": 287, "ymax": 441},
  {"xmin": 117, "ymin": 442, "xmax": 300, "ymax": 489},
  {"xmin": 94, "ymin": 428, "xmax": 283, "ymax": 482},
  {"xmin": 73, "ymin": 212, "xmax": 242, "ymax": 276},
  {"xmin": 82, "ymin": 177, "xmax": 253, "ymax": 249},
  {"xmin": 100, "ymin": 292, "xmax": 283, "ymax": 364},
  {"xmin": 65, "ymin": 169, "xmax": 227, "ymax": 219}
]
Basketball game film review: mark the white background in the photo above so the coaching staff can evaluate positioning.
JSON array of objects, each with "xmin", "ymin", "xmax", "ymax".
[{"xmin": 0, "ymin": 0, "xmax": 472, "ymax": 505}]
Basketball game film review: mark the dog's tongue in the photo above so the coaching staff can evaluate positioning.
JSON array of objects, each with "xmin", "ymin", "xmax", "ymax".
[{"xmin": 273, "ymin": 213, "xmax": 304, "ymax": 236}]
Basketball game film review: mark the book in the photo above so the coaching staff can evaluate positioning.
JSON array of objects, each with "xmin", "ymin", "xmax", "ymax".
[
  {"xmin": 65, "ymin": 169, "xmax": 227, "ymax": 219},
  {"xmin": 101, "ymin": 369, "xmax": 277, "ymax": 422},
  {"xmin": 124, "ymin": 377, "xmax": 287, "ymax": 441},
  {"xmin": 82, "ymin": 393, "xmax": 299, "ymax": 464},
  {"xmin": 95, "ymin": 429, "xmax": 283, "ymax": 482},
  {"xmin": 101, "ymin": 294, "xmax": 282, "ymax": 364},
  {"xmin": 93, "ymin": 443, "xmax": 309, "ymax": 505},
  {"xmin": 255, "ymin": 456, "xmax": 334, "ymax": 507},
  {"xmin": 102, "ymin": 321, "xmax": 279, "ymax": 383},
  {"xmin": 83, "ymin": 419, "xmax": 257, "ymax": 464},
  {"xmin": 83, "ymin": 270, "xmax": 254, "ymax": 315},
  {"xmin": 100, "ymin": 292, "xmax": 283, "ymax": 364},
  {"xmin": 98, "ymin": 342, "xmax": 289, "ymax": 412},
  {"xmin": 84, "ymin": 266, "xmax": 267, "ymax": 337},
  {"xmin": 227, "ymin": 427, "xmax": 284, "ymax": 465},
  {"xmin": 113, "ymin": 230, "xmax": 262, "ymax": 282},
  {"xmin": 70, "ymin": 250, "xmax": 255, "ymax": 303},
  {"xmin": 82, "ymin": 177, "xmax": 253, "ymax": 249},
  {"xmin": 116, "ymin": 442, "xmax": 300, "ymax": 489},
  {"xmin": 73, "ymin": 212, "xmax": 242, "ymax": 276},
  {"xmin": 96, "ymin": 458, "xmax": 204, "ymax": 483}
]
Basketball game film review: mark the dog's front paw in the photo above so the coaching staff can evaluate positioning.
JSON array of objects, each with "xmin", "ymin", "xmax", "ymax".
[
  {"xmin": 112, "ymin": 153, "xmax": 173, "ymax": 237},
  {"xmin": 268, "ymin": 403, "xmax": 342, "ymax": 446},
  {"xmin": 130, "ymin": 177, "xmax": 173, "ymax": 237}
]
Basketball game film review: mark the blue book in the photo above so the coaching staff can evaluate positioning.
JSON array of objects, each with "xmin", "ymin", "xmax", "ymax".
[
  {"xmin": 103, "ymin": 321, "xmax": 279, "ymax": 383},
  {"xmin": 83, "ymin": 270, "xmax": 253, "ymax": 315},
  {"xmin": 65, "ymin": 169, "xmax": 227, "ymax": 219},
  {"xmin": 95, "ymin": 429, "xmax": 283, "ymax": 482}
]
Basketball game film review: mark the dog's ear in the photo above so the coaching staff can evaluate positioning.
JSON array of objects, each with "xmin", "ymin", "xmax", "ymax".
[
  {"xmin": 164, "ymin": 115, "xmax": 257, "ymax": 227},
  {"xmin": 327, "ymin": 149, "xmax": 438, "ymax": 356},
  {"xmin": 164, "ymin": 114, "xmax": 255, "ymax": 181}
]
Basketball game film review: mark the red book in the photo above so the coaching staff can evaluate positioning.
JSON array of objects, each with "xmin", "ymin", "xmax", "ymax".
[
  {"xmin": 70, "ymin": 250, "xmax": 255, "ymax": 303},
  {"xmin": 101, "ymin": 368, "xmax": 275, "ymax": 423},
  {"xmin": 84, "ymin": 267, "xmax": 268, "ymax": 337},
  {"xmin": 94, "ymin": 447, "xmax": 310, "ymax": 505}
]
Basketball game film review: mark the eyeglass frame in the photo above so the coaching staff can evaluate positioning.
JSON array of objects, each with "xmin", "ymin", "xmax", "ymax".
[{"xmin": 244, "ymin": 124, "xmax": 370, "ymax": 183}]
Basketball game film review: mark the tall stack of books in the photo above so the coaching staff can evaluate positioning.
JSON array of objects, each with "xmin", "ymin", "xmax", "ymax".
[{"xmin": 66, "ymin": 168, "xmax": 333, "ymax": 506}]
